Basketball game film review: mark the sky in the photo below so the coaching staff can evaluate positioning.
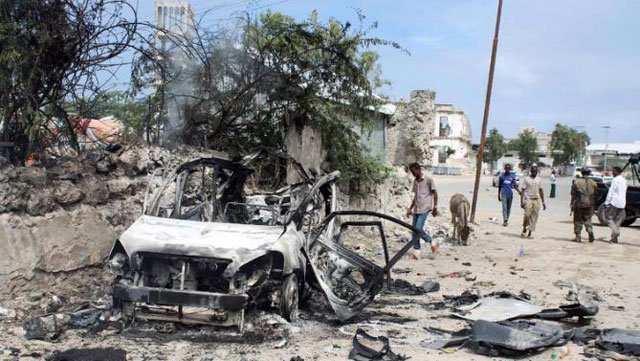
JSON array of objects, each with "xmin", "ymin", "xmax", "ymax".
[{"xmin": 131, "ymin": 0, "xmax": 640, "ymax": 143}]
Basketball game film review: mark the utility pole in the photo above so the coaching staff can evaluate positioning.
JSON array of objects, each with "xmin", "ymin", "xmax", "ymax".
[
  {"xmin": 603, "ymin": 125, "xmax": 611, "ymax": 172},
  {"xmin": 471, "ymin": 0, "xmax": 503, "ymax": 223}
]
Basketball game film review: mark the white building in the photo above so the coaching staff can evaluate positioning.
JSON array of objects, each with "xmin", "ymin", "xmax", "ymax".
[
  {"xmin": 154, "ymin": 0, "xmax": 196, "ymax": 143},
  {"xmin": 494, "ymin": 126, "xmax": 553, "ymax": 172},
  {"xmin": 585, "ymin": 142, "xmax": 640, "ymax": 168},
  {"xmin": 430, "ymin": 103, "xmax": 472, "ymax": 165},
  {"xmin": 155, "ymin": 0, "xmax": 194, "ymax": 45}
]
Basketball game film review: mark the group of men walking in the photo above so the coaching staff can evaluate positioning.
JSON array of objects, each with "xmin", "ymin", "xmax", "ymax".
[
  {"xmin": 405, "ymin": 161, "xmax": 629, "ymax": 257},
  {"xmin": 572, "ymin": 166, "xmax": 628, "ymax": 243},
  {"xmin": 497, "ymin": 162, "xmax": 628, "ymax": 243},
  {"xmin": 498, "ymin": 164, "xmax": 546, "ymax": 238}
]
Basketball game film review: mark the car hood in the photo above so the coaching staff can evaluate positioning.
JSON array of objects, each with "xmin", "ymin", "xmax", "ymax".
[{"xmin": 119, "ymin": 215, "xmax": 286, "ymax": 274}]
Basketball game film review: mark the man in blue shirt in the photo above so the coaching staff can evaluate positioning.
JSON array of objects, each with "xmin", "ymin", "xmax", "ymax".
[{"xmin": 498, "ymin": 164, "xmax": 520, "ymax": 226}]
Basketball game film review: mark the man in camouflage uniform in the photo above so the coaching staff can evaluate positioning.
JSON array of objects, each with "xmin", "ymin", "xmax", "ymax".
[{"xmin": 570, "ymin": 168, "xmax": 597, "ymax": 242}]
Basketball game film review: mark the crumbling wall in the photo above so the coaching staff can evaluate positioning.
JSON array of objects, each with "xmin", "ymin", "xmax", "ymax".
[
  {"xmin": 341, "ymin": 89, "xmax": 438, "ymax": 223},
  {"xmin": 386, "ymin": 90, "xmax": 436, "ymax": 167},
  {"xmin": 285, "ymin": 123, "xmax": 326, "ymax": 183},
  {"xmin": 0, "ymin": 145, "xmax": 211, "ymax": 287},
  {"xmin": 283, "ymin": 90, "xmax": 438, "ymax": 215}
]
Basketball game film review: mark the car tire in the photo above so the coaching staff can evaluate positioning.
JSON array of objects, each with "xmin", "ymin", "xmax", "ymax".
[
  {"xmin": 621, "ymin": 216, "xmax": 637, "ymax": 227},
  {"xmin": 596, "ymin": 204, "xmax": 607, "ymax": 226},
  {"xmin": 280, "ymin": 273, "xmax": 299, "ymax": 322}
]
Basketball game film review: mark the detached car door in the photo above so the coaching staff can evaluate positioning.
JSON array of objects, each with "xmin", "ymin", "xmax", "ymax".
[{"xmin": 305, "ymin": 210, "xmax": 431, "ymax": 320}]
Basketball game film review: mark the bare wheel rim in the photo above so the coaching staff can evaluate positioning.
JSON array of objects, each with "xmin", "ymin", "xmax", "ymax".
[{"xmin": 283, "ymin": 274, "xmax": 299, "ymax": 321}]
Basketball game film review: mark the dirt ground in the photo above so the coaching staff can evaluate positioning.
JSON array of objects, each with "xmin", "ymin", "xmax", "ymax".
[{"xmin": 1, "ymin": 174, "xmax": 639, "ymax": 361}]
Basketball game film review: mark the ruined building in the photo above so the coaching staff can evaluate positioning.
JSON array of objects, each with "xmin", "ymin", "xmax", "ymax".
[
  {"xmin": 431, "ymin": 103, "xmax": 473, "ymax": 167},
  {"xmin": 385, "ymin": 90, "xmax": 436, "ymax": 166},
  {"xmin": 287, "ymin": 89, "xmax": 474, "ymax": 176},
  {"xmin": 386, "ymin": 90, "xmax": 473, "ymax": 171}
]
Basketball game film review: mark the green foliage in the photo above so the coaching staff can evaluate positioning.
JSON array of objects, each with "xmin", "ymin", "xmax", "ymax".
[
  {"xmin": 444, "ymin": 146, "xmax": 456, "ymax": 158},
  {"xmin": 0, "ymin": 0, "xmax": 75, "ymax": 162},
  {"xmin": 511, "ymin": 129, "xmax": 539, "ymax": 168},
  {"xmin": 550, "ymin": 123, "xmax": 590, "ymax": 166},
  {"xmin": 318, "ymin": 105, "xmax": 392, "ymax": 184},
  {"xmin": 178, "ymin": 10, "xmax": 401, "ymax": 183},
  {"xmin": 483, "ymin": 128, "xmax": 506, "ymax": 170},
  {"xmin": 67, "ymin": 92, "xmax": 147, "ymax": 130},
  {"xmin": 0, "ymin": 0, "xmax": 143, "ymax": 163}
]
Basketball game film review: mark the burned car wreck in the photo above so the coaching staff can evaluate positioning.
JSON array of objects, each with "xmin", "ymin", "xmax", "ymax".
[{"xmin": 108, "ymin": 149, "xmax": 427, "ymax": 328}]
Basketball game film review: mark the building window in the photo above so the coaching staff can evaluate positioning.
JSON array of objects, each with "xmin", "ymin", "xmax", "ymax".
[{"xmin": 439, "ymin": 116, "xmax": 451, "ymax": 137}]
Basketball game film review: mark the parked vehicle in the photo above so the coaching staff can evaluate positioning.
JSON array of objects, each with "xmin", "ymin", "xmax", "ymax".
[
  {"xmin": 574, "ymin": 167, "xmax": 602, "ymax": 178},
  {"xmin": 108, "ymin": 149, "xmax": 428, "ymax": 328},
  {"xmin": 594, "ymin": 154, "xmax": 640, "ymax": 227},
  {"xmin": 589, "ymin": 175, "xmax": 613, "ymax": 185}
]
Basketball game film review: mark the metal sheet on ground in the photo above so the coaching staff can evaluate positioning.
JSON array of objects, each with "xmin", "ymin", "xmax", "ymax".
[{"xmin": 451, "ymin": 297, "xmax": 543, "ymax": 322}]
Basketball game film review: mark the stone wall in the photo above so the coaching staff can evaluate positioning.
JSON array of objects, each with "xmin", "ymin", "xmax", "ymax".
[
  {"xmin": 386, "ymin": 90, "xmax": 436, "ymax": 167},
  {"xmin": 0, "ymin": 146, "xmax": 210, "ymax": 285},
  {"xmin": 280, "ymin": 89, "xmax": 439, "ymax": 214},
  {"xmin": 285, "ymin": 122, "xmax": 326, "ymax": 183}
]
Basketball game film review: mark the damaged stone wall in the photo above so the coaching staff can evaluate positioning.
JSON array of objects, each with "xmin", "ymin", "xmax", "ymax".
[
  {"xmin": 343, "ymin": 90, "xmax": 437, "ymax": 221},
  {"xmin": 0, "ymin": 146, "xmax": 212, "ymax": 287},
  {"xmin": 385, "ymin": 90, "xmax": 436, "ymax": 167},
  {"xmin": 285, "ymin": 122, "xmax": 326, "ymax": 183},
  {"xmin": 281, "ymin": 90, "xmax": 438, "ymax": 219}
]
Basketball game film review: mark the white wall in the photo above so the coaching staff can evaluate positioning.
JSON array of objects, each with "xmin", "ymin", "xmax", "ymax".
[{"xmin": 431, "ymin": 104, "xmax": 472, "ymax": 162}]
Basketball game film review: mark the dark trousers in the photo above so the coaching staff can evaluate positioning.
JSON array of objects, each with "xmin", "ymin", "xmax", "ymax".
[{"xmin": 573, "ymin": 207, "xmax": 594, "ymax": 235}]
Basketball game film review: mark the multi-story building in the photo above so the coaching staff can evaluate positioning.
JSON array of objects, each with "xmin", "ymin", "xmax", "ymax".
[
  {"xmin": 155, "ymin": 0, "xmax": 194, "ymax": 50},
  {"xmin": 154, "ymin": 1, "xmax": 195, "ymax": 143}
]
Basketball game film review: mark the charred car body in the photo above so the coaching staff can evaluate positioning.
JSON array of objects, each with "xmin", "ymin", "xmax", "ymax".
[{"xmin": 109, "ymin": 149, "xmax": 428, "ymax": 328}]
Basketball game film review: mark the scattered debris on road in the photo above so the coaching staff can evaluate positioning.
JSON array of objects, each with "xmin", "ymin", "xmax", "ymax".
[{"xmin": 348, "ymin": 328, "xmax": 408, "ymax": 361}]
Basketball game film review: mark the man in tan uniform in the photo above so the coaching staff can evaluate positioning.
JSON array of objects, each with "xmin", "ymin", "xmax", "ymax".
[
  {"xmin": 570, "ymin": 168, "xmax": 597, "ymax": 242},
  {"xmin": 519, "ymin": 165, "xmax": 546, "ymax": 238}
]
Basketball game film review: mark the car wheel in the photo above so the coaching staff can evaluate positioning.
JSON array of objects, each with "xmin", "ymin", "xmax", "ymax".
[
  {"xmin": 621, "ymin": 216, "xmax": 637, "ymax": 227},
  {"xmin": 280, "ymin": 273, "xmax": 299, "ymax": 322}
]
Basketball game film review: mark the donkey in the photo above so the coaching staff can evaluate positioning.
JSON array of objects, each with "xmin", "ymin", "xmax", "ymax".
[{"xmin": 449, "ymin": 193, "xmax": 471, "ymax": 245}]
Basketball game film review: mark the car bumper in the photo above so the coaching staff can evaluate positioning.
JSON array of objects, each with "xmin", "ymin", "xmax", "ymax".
[{"xmin": 113, "ymin": 284, "xmax": 249, "ymax": 310}]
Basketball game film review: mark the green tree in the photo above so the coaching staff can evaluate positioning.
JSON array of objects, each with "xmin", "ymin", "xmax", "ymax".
[
  {"xmin": 483, "ymin": 128, "xmax": 506, "ymax": 171},
  {"xmin": 0, "ymin": 0, "xmax": 147, "ymax": 164},
  {"xmin": 550, "ymin": 123, "xmax": 590, "ymax": 167},
  {"xmin": 161, "ymin": 10, "xmax": 402, "ymax": 184},
  {"xmin": 511, "ymin": 129, "xmax": 539, "ymax": 169},
  {"xmin": 445, "ymin": 146, "xmax": 456, "ymax": 158}
]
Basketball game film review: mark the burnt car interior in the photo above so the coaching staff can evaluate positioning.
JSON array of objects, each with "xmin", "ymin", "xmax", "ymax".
[{"xmin": 143, "ymin": 149, "xmax": 315, "ymax": 225}]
